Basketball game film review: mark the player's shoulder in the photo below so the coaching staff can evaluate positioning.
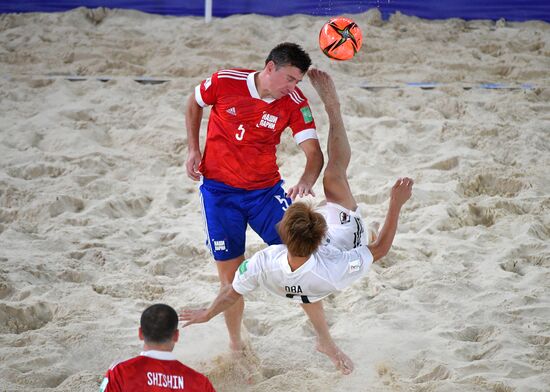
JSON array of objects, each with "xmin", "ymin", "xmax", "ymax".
[
  {"xmin": 259, "ymin": 244, "xmax": 287, "ymax": 259},
  {"xmin": 107, "ymin": 355, "xmax": 141, "ymax": 372},
  {"xmin": 316, "ymin": 243, "xmax": 340, "ymax": 257},
  {"xmin": 215, "ymin": 68, "xmax": 255, "ymax": 81},
  {"xmin": 315, "ymin": 244, "xmax": 346, "ymax": 266},
  {"xmin": 249, "ymin": 244, "xmax": 286, "ymax": 268},
  {"xmin": 263, "ymin": 245, "xmax": 289, "ymax": 270},
  {"xmin": 286, "ymin": 86, "xmax": 309, "ymax": 106}
]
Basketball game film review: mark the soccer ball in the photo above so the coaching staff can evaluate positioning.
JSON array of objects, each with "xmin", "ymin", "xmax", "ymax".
[{"xmin": 319, "ymin": 16, "xmax": 363, "ymax": 61}]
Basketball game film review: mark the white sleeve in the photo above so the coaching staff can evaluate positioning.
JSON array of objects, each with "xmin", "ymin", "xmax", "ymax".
[
  {"xmin": 330, "ymin": 246, "xmax": 374, "ymax": 291},
  {"xmin": 232, "ymin": 254, "xmax": 262, "ymax": 295},
  {"xmin": 294, "ymin": 128, "xmax": 318, "ymax": 144}
]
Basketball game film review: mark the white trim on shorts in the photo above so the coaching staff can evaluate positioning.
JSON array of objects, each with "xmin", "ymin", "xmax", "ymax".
[{"xmin": 198, "ymin": 177, "xmax": 214, "ymax": 256}]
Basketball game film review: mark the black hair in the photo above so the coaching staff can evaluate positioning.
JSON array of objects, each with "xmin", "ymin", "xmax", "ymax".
[
  {"xmin": 265, "ymin": 42, "xmax": 312, "ymax": 73},
  {"xmin": 140, "ymin": 304, "xmax": 178, "ymax": 344}
]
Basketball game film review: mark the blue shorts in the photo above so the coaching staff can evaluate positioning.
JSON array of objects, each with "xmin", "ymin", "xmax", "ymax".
[{"xmin": 199, "ymin": 178, "xmax": 291, "ymax": 261}]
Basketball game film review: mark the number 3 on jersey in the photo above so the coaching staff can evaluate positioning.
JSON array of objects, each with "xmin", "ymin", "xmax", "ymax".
[{"xmin": 235, "ymin": 124, "xmax": 245, "ymax": 141}]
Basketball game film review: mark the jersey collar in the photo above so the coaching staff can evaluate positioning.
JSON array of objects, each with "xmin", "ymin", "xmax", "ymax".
[
  {"xmin": 247, "ymin": 72, "xmax": 275, "ymax": 104},
  {"xmin": 140, "ymin": 350, "xmax": 177, "ymax": 361},
  {"xmin": 280, "ymin": 251, "xmax": 316, "ymax": 275}
]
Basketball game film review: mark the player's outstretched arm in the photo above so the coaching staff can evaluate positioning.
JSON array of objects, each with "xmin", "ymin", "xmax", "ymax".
[
  {"xmin": 368, "ymin": 177, "xmax": 413, "ymax": 262},
  {"xmin": 287, "ymin": 138, "xmax": 324, "ymax": 200},
  {"xmin": 185, "ymin": 93, "xmax": 204, "ymax": 181},
  {"xmin": 179, "ymin": 284, "xmax": 242, "ymax": 327}
]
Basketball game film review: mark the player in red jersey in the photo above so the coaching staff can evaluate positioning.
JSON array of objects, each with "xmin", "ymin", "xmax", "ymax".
[
  {"xmin": 185, "ymin": 43, "xmax": 324, "ymax": 353},
  {"xmin": 100, "ymin": 304, "xmax": 215, "ymax": 392}
]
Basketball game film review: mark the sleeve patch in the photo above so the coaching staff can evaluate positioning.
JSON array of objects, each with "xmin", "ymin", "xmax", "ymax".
[
  {"xmin": 99, "ymin": 377, "xmax": 108, "ymax": 392},
  {"xmin": 300, "ymin": 106, "xmax": 313, "ymax": 123},
  {"xmin": 238, "ymin": 260, "xmax": 249, "ymax": 275}
]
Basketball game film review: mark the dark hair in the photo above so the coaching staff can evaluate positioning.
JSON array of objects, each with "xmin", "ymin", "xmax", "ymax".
[
  {"xmin": 140, "ymin": 304, "xmax": 178, "ymax": 344},
  {"xmin": 265, "ymin": 42, "xmax": 312, "ymax": 73},
  {"xmin": 278, "ymin": 202, "xmax": 327, "ymax": 257}
]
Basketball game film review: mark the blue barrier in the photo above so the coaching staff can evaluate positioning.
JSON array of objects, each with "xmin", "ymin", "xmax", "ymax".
[{"xmin": 0, "ymin": 0, "xmax": 549, "ymax": 22}]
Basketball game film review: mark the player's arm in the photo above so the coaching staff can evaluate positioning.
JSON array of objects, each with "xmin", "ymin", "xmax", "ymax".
[
  {"xmin": 287, "ymin": 138, "xmax": 324, "ymax": 200},
  {"xmin": 368, "ymin": 178, "xmax": 413, "ymax": 261},
  {"xmin": 179, "ymin": 284, "xmax": 242, "ymax": 327},
  {"xmin": 185, "ymin": 93, "xmax": 204, "ymax": 181}
]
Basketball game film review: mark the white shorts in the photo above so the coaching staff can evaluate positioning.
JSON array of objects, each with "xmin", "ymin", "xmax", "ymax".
[{"xmin": 319, "ymin": 202, "xmax": 368, "ymax": 251}]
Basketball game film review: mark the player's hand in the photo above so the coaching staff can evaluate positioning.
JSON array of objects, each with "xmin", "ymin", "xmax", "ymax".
[
  {"xmin": 185, "ymin": 149, "xmax": 202, "ymax": 181},
  {"xmin": 286, "ymin": 181, "xmax": 316, "ymax": 201},
  {"xmin": 390, "ymin": 177, "xmax": 413, "ymax": 207},
  {"xmin": 178, "ymin": 308, "xmax": 210, "ymax": 327}
]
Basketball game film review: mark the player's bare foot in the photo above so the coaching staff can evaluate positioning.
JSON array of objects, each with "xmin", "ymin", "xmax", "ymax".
[
  {"xmin": 308, "ymin": 68, "xmax": 340, "ymax": 108},
  {"xmin": 316, "ymin": 341, "xmax": 354, "ymax": 375},
  {"xmin": 230, "ymin": 342, "xmax": 261, "ymax": 384},
  {"xmin": 229, "ymin": 339, "xmax": 246, "ymax": 356}
]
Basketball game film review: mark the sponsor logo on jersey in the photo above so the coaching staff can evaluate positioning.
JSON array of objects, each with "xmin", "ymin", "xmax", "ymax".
[
  {"xmin": 238, "ymin": 260, "xmax": 249, "ymax": 275},
  {"xmin": 226, "ymin": 107, "xmax": 237, "ymax": 116},
  {"xmin": 300, "ymin": 106, "xmax": 313, "ymax": 123},
  {"xmin": 339, "ymin": 211, "xmax": 350, "ymax": 224},
  {"xmin": 348, "ymin": 259, "xmax": 362, "ymax": 273},
  {"xmin": 258, "ymin": 112, "xmax": 278, "ymax": 130},
  {"xmin": 213, "ymin": 240, "xmax": 226, "ymax": 251},
  {"xmin": 204, "ymin": 77, "xmax": 212, "ymax": 90}
]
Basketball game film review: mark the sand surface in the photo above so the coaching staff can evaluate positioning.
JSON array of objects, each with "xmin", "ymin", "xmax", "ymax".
[{"xmin": 1, "ymin": 7, "xmax": 549, "ymax": 391}]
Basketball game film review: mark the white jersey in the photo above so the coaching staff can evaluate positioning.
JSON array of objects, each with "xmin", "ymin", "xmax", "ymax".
[
  {"xmin": 232, "ymin": 201, "xmax": 373, "ymax": 303},
  {"xmin": 232, "ymin": 243, "xmax": 373, "ymax": 303}
]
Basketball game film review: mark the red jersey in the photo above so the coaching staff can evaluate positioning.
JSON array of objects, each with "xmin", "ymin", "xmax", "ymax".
[
  {"xmin": 194, "ymin": 69, "xmax": 318, "ymax": 190},
  {"xmin": 100, "ymin": 351, "xmax": 216, "ymax": 392}
]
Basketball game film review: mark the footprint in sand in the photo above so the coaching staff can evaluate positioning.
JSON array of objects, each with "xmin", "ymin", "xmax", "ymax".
[
  {"xmin": 0, "ymin": 274, "xmax": 13, "ymax": 299},
  {"xmin": 7, "ymin": 163, "xmax": 66, "ymax": 180},
  {"xmin": 414, "ymin": 364, "xmax": 451, "ymax": 383},
  {"xmin": 444, "ymin": 203, "xmax": 496, "ymax": 228},
  {"xmin": 92, "ymin": 281, "xmax": 164, "ymax": 301},
  {"xmin": 98, "ymin": 195, "xmax": 153, "ymax": 219},
  {"xmin": 425, "ymin": 156, "xmax": 459, "ymax": 171},
  {"xmin": 499, "ymin": 260, "xmax": 525, "ymax": 276},
  {"xmin": 0, "ymin": 302, "xmax": 54, "ymax": 334},
  {"xmin": 243, "ymin": 316, "xmax": 273, "ymax": 337},
  {"xmin": 48, "ymin": 195, "xmax": 85, "ymax": 217},
  {"xmin": 441, "ymin": 325, "xmax": 501, "ymax": 362},
  {"xmin": 457, "ymin": 172, "xmax": 525, "ymax": 198}
]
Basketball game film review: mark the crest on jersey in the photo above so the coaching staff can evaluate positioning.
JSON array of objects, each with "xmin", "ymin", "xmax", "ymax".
[{"xmin": 339, "ymin": 211, "xmax": 350, "ymax": 224}]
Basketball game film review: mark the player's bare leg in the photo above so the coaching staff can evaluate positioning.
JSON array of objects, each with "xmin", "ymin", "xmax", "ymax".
[
  {"xmin": 216, "ymin": 256, "xmax": 245, "ymax": 353},
  {"xmin": 301, "ymin": 301, "xmax": 354, "ymax": 375},
  {"xmin": 308, "ymin": 68, "xmax": 356, "ymax": 211}
]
